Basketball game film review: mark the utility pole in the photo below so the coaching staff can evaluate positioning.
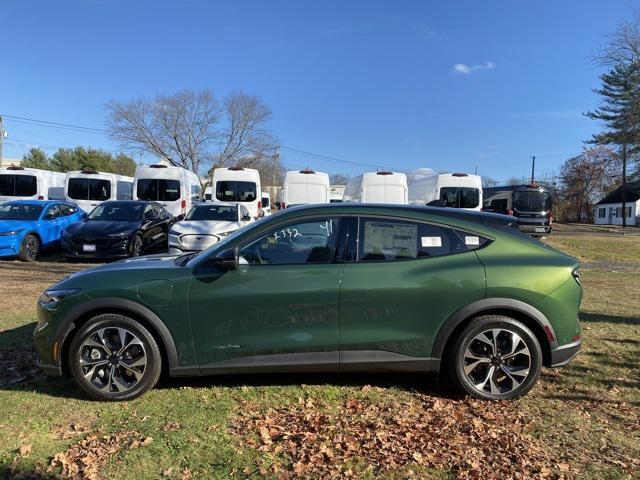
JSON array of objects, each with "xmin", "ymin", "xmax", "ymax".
[
  {"xmin": 621, "ymin": 143, "xmax": 627, "ymax": 229},
  {"xmin": 0, "ymin": 116, "xmax": 4, "ymax": 166},
  {"xmin": 530, "ymin": 156, "xmax": 536, "ymax": 184},
  {"xmin": 272, "ymin": 146, "xmax": 279, "ymax": 187}
]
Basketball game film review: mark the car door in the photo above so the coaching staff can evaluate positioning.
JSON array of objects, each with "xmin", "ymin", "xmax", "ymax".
[
  {"xmin": 338, "ymin": 216, "xmax": 487, "ymax": 370},
  {"xmin": 40, "ymin": 204, "xmax": 64, "ymax": 246},
  {"xmin": 188, "ymin": 216, "xmax": 345, "ymax": 372}
]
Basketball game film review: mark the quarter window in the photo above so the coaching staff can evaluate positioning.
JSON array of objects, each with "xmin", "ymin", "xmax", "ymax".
[{"xmin": 239, "ymin": 218, "xmax": 339, "ymax": 265}]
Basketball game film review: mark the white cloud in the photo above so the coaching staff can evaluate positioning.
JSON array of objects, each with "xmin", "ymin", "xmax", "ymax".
[{"xmin": 453, "ymin": 61, "xmax": 496, "ymax": 74}]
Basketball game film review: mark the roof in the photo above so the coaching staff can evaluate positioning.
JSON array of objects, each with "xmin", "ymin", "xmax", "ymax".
[
  {"xmin": 1, "ymin": 199, "xmax": 68, "ymax": 206},
  {"xmin": 596, "ymin": 181, "xmax": 640, "ymax": 205}
]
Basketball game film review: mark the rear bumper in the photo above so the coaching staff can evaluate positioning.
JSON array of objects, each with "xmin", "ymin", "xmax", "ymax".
[
  {"xmin": 550, "ymin": 338, "xmax": 582, "ymax": 367},
  {"xmin": 518, "ymin": 223, "xmax": 552, "ymax": 235}
]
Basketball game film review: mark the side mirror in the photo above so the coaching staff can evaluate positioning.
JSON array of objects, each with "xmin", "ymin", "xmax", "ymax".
[
  {"xmin": 211, "ymin": 247, "xmax": 239, "ymax": 271},
  {"xmin": 242, "ymin": 214, "xmax": 251, "ymax": 222},
  {"xmin": 175, "ymin": 214, "xmax": 185, "ymax": 222}
]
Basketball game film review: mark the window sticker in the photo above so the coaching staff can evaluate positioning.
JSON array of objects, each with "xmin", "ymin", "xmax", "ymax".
[
  {"xmin": 465, "ymin": 236, "xmax": 480, "ymax": 246},
  {"xmin": 364, "ymin": 221, "xmax": 417, "ymax": 258},
  {"xmin": 421, "ymin": 236, "xmax": 442, "ymax": 248}
]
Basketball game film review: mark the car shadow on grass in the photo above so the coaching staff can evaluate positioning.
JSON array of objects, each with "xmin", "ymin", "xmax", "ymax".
[
  {"xmin": 579, "ymin": 312, "xmax": 640, "ymax": 325},
  {"xmin": 0, "ymin": 322, "xmax": 461, "ymax": 401}
]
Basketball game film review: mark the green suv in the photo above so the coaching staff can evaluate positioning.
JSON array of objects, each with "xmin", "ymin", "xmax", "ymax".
[{"xmin": 34, "ymin": 204, "xmax": 582, "ymax": 401}]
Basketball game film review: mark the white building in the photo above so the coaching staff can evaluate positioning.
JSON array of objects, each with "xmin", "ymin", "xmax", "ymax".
[
  {"xmin": 1, "ymin": 158, "xmax": 21, "ymax": 168},
  {"xmin": 594, "ymin": 181, "xmax": 640, "ymax": 226}
]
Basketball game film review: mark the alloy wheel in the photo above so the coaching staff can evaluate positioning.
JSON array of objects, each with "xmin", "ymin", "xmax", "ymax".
[
  {"xmin": 78, "ymin": 327, "xmax": 147, "ymax": 394},
  {"xmin": 462, "ymin": 328, "xmax": 531, "ymax": 396},
  {"xmin": 132, "ymin": 236, "xmax": 143, "ymax": 256},
  {"xmin": 25, "ymin": 237, "xmax": 39, "ymax": 260}
]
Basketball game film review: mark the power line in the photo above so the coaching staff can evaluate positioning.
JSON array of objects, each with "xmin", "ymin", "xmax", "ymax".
[{"xmin": 1, "ymin": 114, "xmax": 106, "ymax": 133}]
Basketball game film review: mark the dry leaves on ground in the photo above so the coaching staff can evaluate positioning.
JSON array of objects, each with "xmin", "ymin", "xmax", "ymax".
[
  {"xmin": 0, "ymin": 345, "xmax": 44, "ymax": 387},
  {"xmin": 230, "ymin": 393, "xmax": 568, "ymax": 479},
  {"xmin": 46, "ymin": 430, "xmax": 153, "ymax": 480}
]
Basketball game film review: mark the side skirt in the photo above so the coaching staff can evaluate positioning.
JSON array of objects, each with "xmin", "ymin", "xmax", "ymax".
[{"xmin": 188, "ymin": 350, "xmax": 438, "ymax": 377}]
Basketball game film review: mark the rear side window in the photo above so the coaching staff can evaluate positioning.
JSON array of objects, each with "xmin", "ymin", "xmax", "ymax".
[
  {"xmin": 439, "ymin": 187, "xmax": 480, "ymax": 209},
  {"xmin": 68, "ymin": 178, "xmax": 111, "ymax": 201},
  {"xmin": 357, "ymin": 217, "xmax": 487, "ymax": 262},
  {"xmin": 0, "ymin": 175, "xmax": 37, "ymax": 197}
]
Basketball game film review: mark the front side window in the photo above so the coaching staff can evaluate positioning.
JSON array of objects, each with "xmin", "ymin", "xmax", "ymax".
[
  {"xmin": 239, "ymin": 218, "xmax": 339, "ymax": 265},
  {"xmin": 0, "ymin": 175, "xmax": 37, "ymax": 197},
  {"xmin": 216, "ymin": 181, "xmax": 257, "ymax": 202},
  {"xmin": 358, "ymin": 217, "xmax": 474, "ymax": 261},
  {"xmin": 137, "ymin": 179, "xmax": 180, "ymax": 201},
  {"xmin": 440, "ymin": 187, "xmax": 480, "ymax": 208}
]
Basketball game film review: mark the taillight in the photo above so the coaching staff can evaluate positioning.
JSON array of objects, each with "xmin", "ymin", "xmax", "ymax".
[
  {"xmin": 282, "ymin": 202, "xmax": 286, "ymax": 209},
  {"xmin": 258, "ymin": 200, "xmax": 262, "ymax": 209},
  {"xmin": 181, "ymin": 199, "xmax": 186, "ymax": 213},
  {"xmin": 38, "ymin": 195, "xmax": 44, "ymax": 200},
  {"xmin": 506, "ymin": 209, "xmax": 514, "ymax": 216},
  {"xmin": 546, "ymin": 211, "xmax": 553, "ymax": 224}
]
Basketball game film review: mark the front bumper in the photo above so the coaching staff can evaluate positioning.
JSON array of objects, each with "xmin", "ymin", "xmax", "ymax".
[
  {"xmin": 169, "ymin": 233, "xmax": 219, "ymax": 253},
  {"xmin": 0, "ymin": 236, "xmax": 21, "ymax": 257},
  {"xmin": 550, "ymin": 338, "xmax": 582, "ymax": 367},
  {"xmin": 62, "ymin": 236, "xmax": 131, "ymax": 259}
]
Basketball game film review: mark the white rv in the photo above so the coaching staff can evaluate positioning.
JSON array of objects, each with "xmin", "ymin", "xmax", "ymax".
[
  {"xmin": 408, "ymin": 171, "xmax": 482, "ymax": 210},
  {"xmin": 344, "ymin": 171, "xmax": 408, "ymax": 204},
  {"xmin": 133, "ymin": 164, "xmax": 201, "ymax": 218},
  {"xmin": 0, "ymin": 166, "xmax": 65, "ymax": 201},
  {"xmin": 65, "ymin": 170, "xmax": 134, "ymax": 213},
  {"xmin": 211, "ymin": 167, "xmax": 262, "ymax": 219},
  {"xmin": 281, "ymin": 169, "xmax": 330, "ymax": 208}
]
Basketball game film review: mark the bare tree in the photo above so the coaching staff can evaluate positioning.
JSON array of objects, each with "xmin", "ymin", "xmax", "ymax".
[
  {"xmin": 329, "ymin": 173, "xmax": 351, "ymax": 185},
  {"xmin": 559, "ymin": 146, "xmax": 620, "ymax": 222},
  {"xmin": 594, "ymin": 9, "xmax": 640, "ymax": 66},
  {"xmin": 105, "ymin": 89, "xmax": 220, "ymax": 175},
  {"xmin": 216, "ymin": 90, "xmax": 276, "ymax": 168}
]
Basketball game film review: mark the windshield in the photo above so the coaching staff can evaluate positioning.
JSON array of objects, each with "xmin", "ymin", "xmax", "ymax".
[
  {"xmin": 185, "ymin": 204, "xmax": 237, "ymax": 221},
  {"xmin": 514, "ymin": 190, "xmax": 551, "ymax": 212},
  {"xmin": 440, "ymin": 187, "xmax": 480, "ymax": 208},
  {"xmin": 88, "ymin": 202, "xmax": 144, "ymax": 221},
  {"xmin": 137, "ymin": 179, "xmax": 180, "ymax": 201},
  {"xmin": 0, "ymin": 203, "xmax": 43, "ymax": 220},
  {"xmin": 0, "ymin": 174, "xmax": 37, "ymax": 197},
  {"xmin": 215, "ymin": 181, "xmax": 257, "ymax": 202},
  {"xmin": 68, "ymin": 178, "xmax": 111, "ymax": 201}
]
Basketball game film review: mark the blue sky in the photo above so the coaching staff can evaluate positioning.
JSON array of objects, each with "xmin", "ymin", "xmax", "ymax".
[{"xmin": 0, "ymin": 0, "xmax": 636, "ymax": 182}]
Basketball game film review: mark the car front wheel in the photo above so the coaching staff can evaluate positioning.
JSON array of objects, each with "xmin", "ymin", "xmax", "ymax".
[
  {"xmin": 450, "ymin": 315, "xmax": 542, "ymax": 400},
  {"xmin": 19, "ymin": 234, "xmax": 40, "ymax": 262},
  {"xmin": 68, "ymin": 314, "xmax": 161, "ymax": 401}
]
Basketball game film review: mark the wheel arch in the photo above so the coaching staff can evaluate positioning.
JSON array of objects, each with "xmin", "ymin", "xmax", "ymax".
[
  {"xmin": 433, "ymin": 298, "xmax": 556, "ymax": 369},
  {"xmin": 58, "ymin": 298, "xmax": 179, "ymax": 376}
]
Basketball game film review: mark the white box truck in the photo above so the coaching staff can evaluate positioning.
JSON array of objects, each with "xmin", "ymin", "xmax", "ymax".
[{"xmin": 280, "ymin": 169, "xmax": 330, "ymax": 208}]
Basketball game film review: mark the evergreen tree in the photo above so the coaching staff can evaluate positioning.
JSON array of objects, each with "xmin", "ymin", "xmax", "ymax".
[{"xmin": 21, "ymin": 148, "xmax": 51, "ymax": 170}]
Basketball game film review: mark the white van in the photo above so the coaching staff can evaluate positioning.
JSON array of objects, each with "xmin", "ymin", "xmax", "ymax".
[
  {"xmin": 65, "ymin": 170, "xmax": 134, "ymax": 213},
  {"xmin": 408, "ymin": 171, "xmax": 483, "ymax": 210},
  {"xmin": 133, "ymin": 164, "xmax": 201, "ymax": 218},
  {"xmin": 211, "ymin": 167, "xmax": 262, "ymax": 219},
  {"xmin": 281, "ymin": 169, "xmax": 330, "ymax": 208},
  {"xmin": 0, "ymin": 166, "xmax": 66, "ymax": 201},
  {"xmin": 344, "ymin": 171, "xmax": 408, "ymax": 204}
]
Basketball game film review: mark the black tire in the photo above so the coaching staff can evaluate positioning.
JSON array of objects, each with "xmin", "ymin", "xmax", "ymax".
[
  {"xmin": 19, "ymin": 234, "xmax": 40, "ymax": 262},
  {"xmin": 68, "ymin": 314, "xmax": 162, "ymax": 401},
  {"xmin": 130, "ymin": 233, "xmax": 143, "ymax": 257},
  {"xmin": 448, "ymin": 315, "xmax": 542, "ymax": 400}
]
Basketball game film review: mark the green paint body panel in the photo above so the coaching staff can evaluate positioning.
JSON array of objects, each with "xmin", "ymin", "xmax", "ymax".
[{"xmin": 33, "ymin": 204, "xmax": 582, "ymax": 375}]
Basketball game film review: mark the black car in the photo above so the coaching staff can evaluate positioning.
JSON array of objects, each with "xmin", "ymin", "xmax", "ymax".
[{"xmin": 62, "ymin": 201, "xmax": 173, "ymax": 259}]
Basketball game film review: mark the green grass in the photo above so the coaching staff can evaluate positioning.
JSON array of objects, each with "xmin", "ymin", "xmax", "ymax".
[{"xmin": 1, "ymin": 227, "xmax": 639, "ymax": 479}]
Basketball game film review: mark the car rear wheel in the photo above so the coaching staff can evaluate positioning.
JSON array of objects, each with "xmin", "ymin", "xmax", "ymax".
[
  {"xmin": 19, "ymin": 234, "xmax": 40, "ymax": 262},
  {"xmin": 68, "ymin": 314, "xmax": 161, "ymax": 401},
  {"xmin": 449, "ymin": 315, "xmax": 542, "ymax": 400}
]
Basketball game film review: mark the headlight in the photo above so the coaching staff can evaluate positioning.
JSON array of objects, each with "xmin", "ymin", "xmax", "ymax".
[
  {"xmin": 169, "ymin": 229, "xmax": 183, "ymax": 236},
  {"xmin": 0, "ymin": 228, "xmax": 24, "ymax": 236},
  {"xmin": 38, "ymin": 288, "xmax": 82, "ymax": 311},
  {"xmin": 108, "ymin": 230, "xmax": 134, "ymax": 239}
]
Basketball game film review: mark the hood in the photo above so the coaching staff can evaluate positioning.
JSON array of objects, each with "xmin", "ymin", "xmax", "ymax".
[
  {"xmin": 0, "ymin": 219, "xmax": 38, "ymax": 233},
  {"xmin": 174, "ymin": 220, "xmax": 240, "ymax": 235},
  {"xmin": 65, "ymin": 219, "xmax": 141, "ymax": 236}
]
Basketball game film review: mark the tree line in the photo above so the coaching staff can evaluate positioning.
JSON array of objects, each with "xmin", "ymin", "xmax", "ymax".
[{"xmin": 21, "ymin": 147, "xmax": 137, "ymax": 177}]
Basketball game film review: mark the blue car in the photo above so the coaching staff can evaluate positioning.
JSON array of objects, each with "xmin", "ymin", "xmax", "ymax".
[{"xmin": 0, "ymin": 200, "xmax": 85, "ymax": 261}]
